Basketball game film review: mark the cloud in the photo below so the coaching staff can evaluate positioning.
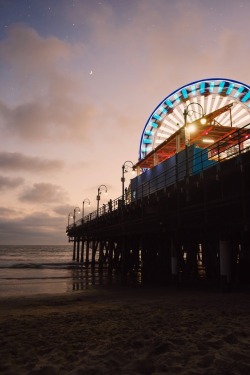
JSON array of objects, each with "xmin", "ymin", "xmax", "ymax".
[
  {"xmin": 0, "ymin": 24, "xmax": 72, "ymax": 73},
  {"xmin": 0, "ymin": 98, "xmax": 99, "ymax": 141},
  {"xmin": 20, "ymin": 211, "xmax": 64, "ymax": 229},
  {"xmin": 0, "ymin": 175, "xmax": 24, "ymax": 190},
  {"xmin": 0, "ymin": 211, "xmax": 68, "ymax": 245},
  {"xmin": 53, "ymin": 204, "xmax": 76, "ymax": 216},
  {"xmin": 0, "ymin": 206, "xmax": 22, "ymax": 218},
  {"xmin": 0, "ymin": 24, "xmax": 98, "ymax": 141},
  {"xmin": 0, "ymin": 151, "xmax": 64, "ymax": 172},
  {"xmin": 19, "ymin": 183, "xmax": 69, "ymax": 204}
]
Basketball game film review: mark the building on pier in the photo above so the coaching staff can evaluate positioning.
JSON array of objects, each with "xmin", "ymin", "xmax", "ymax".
[{"xmin": 66, "ymin": 78, "xmax": 250, "ymax": 290}]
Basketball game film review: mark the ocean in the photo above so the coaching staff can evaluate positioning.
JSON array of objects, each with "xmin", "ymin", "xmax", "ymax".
[{"xmin": 0, "ymin": 245, "xmax": 130, "ymax": 297}]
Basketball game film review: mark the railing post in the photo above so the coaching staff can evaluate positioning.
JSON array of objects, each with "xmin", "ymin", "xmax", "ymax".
[
  {"xmin": 217, "ymin": 141, "xmax": 220, "ymax": 163},
  {"xmin": 85, "ymin": 239, "xmax": 90, "ymax": 266},
  {"xmin": 73, "ymin": 237, "xmax": 76, "ymax": 261},
  {"xmin": 237, "ymin": 128, "xmax": 241, "ymax": 154},
  {"xmin": 201, "ymin": 148, "xmax": 203, "ymax": 172},
  {"xmin": 76, "ymin": 237, "xmax": 80, "ymax": 262},
  {"xmin": 185, "ymin": 146, "xmax": 189, "ymax": 178},
  {"xmin": 80, "ymin": 238, "xmax": 85, "ymax": 263},
  {"xmin": 175, "ymin": 153, "xmax": 178, "ymax": 183}
]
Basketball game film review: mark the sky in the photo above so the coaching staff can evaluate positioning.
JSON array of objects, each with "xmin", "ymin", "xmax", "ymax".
[{"xmin": 0, "ymin": 0, "xmax": 250, "ymax": 245}]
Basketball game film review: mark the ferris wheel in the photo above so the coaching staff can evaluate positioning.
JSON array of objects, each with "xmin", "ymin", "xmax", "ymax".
[{"xmin": 139, "ymin": 78, "xmax": 250, "ymax": 161}]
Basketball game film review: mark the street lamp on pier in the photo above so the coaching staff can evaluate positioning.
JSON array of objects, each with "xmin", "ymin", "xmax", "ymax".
[
  {"xmin": 82, "ymin": 198, "xmax": 90, "ymax": 222},
  {"xmin": 183, "ymin": 102, "xmax": 206, "ymax": 146},
  {"xmin": 73, "ymin": 206, "xmax": 81, "ymax": 225},
  {"xmin": 96, "ymin": 185, "xmax": 107, "ymax": 215},
  {"xmin": 121, "ymin": 160, "xmax": 135, "ymax": 203},
  {"xmin": 68, "ymin": 212, "xmax": 73, "ymax": 228}
]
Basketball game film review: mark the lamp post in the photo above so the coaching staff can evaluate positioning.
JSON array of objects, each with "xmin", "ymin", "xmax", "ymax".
[
  {"xmin": 183, "ymin": 102, "xmax": 206, "ymax": 146},
  {"xmin": 121, "ymin": 160, "xmax": 135, "ymax": 203},
  {"xmin": 68, "ymin": 212, "xmax": 73, "ymax": 228},
  {"xmin": 96, "ymin": 185, "xmax": 107, "ymax": 216},
  {"xmin": 73, "ymin": 206, "xmax": 81, "ymax": 225},
  {"xmin": 82, "ymin": 198, "xmax": 90, "ymax": 222}
]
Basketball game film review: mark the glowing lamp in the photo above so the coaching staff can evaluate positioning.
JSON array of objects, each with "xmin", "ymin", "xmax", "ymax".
[
  {"xmin": 187, "ymin": 124, "xmax": 196, "ymax": 133},
  {"xmin": 200, "ymin": 117, "xmax": 207, "ymax": 125}
]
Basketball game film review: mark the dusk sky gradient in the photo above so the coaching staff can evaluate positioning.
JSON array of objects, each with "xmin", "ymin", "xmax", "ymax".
[{"xmin": 0, "ymin": 0, "xmax": 250, "ymax": 244}]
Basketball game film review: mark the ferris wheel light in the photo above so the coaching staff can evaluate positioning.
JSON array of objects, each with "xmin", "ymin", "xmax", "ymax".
[{"xmin": 200, "ymin": 117, "xmax": 207, "ymax": 125}]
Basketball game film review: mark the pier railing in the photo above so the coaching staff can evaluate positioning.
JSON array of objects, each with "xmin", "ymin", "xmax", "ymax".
[{"xmin": 67, "ymin": 123, "xmax": 250, "ymax": 231}]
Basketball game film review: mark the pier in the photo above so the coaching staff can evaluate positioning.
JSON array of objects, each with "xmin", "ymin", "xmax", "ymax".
[{"xmin": 66, "ymin": 78, "xmax": 250, "ymax": 290}]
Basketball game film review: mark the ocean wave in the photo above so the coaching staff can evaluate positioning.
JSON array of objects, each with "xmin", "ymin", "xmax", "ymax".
[
  {"xmin": 0, "ymin": 262, "xmax": 85, "ymax": 270},
  {"xmin": 1, "ymin": 275, "xmax": 74, "ymax": 280}
]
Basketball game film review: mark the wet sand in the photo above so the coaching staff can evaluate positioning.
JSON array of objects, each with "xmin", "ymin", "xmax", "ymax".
[{"xmin": 0, "ymin": 285, "xmax": 250, "ymax": 374}]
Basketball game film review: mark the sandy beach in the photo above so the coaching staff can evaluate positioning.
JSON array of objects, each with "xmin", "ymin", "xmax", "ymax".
[{"xmin": 0, "ymin": 285, "xmax": 250, "ymax": 375}]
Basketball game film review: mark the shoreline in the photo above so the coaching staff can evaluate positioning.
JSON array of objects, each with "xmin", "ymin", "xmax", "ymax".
[
  {"xmin": 1, "ymin": 285, "xmax": 250, "ymax": 374},
  {"xmin": 1, "ymin": 283, "xmax": 250, "ymax": 319}
]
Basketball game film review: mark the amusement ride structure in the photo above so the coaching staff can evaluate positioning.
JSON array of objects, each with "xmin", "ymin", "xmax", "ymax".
[{"xmin": 136, "ymin": 78, "xmax": 250, "ymax": 169}]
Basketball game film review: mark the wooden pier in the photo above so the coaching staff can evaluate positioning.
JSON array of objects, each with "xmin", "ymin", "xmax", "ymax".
[{"xmin": 66, "ymin": 125, "xmax": 250, "ymax": 290}]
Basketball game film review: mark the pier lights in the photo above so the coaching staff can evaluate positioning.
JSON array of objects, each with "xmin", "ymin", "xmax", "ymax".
[
  {"xmin": 96, "ymin": 185, "xmax": 108, "ymax": 215},
  {"xmin": 82, "ymin": 198, "xmax": 90, "ymax": 222},
  {"xmin": 183, "ymin": 102, "xmax": 206, "ymax": 146},
  {"xmin": 121, "ymin": 160, "xmax": 135, "ymax": 203},
  {"xmin": 67, "ymin": 212, "xmax": 73, "ymax": 228},
  {"xmin": 73, "ymin": 206, "xmax": 81, "ymax": 225}
]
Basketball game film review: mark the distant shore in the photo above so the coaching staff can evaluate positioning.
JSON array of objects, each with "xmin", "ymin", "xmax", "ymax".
[{"xmin": 1, "ymin": 285, "xmax": 250, "ymax": 374}]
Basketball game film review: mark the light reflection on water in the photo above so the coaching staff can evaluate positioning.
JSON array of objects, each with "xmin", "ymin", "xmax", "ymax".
[
  {"xmin": 0, "ymin": 265, "xmax": 142, "ymax": 297},
  {"xmin": 71, "ymin": 267, "xmax": 142, "ymax": 292},
  {"xmin": 0, "ymin": 245, "xmax": 142, "ymax": 297}
]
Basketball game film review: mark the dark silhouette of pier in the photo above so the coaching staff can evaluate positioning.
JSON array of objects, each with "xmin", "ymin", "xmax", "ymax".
[{"xmin": 66, "ymin": 124, "xmax": 250, "ymax": 291}]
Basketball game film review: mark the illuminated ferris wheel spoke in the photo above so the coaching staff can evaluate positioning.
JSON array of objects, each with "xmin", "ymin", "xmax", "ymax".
[
  {"xmin": 219, "ymin": 113, "xmax": 231, "ymax": 126},
  {"xmin": 175, "ymin": 109, "xmax": 185, "ymax": 124},
  {"xmin": 228, "ymin": 107, "xmax": 242, "ymax": 125},
  {"xmin": 206, "ymin": 95, "xmax": 213, "ymax": 115},
  {"xmin": 167, "ymin": 113, "xmax": 182, "ymax": 128},
  {"xmin": 211, "ymin": 95, "xmax": 220, "ymax": 113},
  {"xmin": 235, "ymin": 114, "xmax": 250, "ymax": 127},
  {"xmin": 220, "ymin": 96, "xmax": 230, "ymax": 109},
  {"xmin": 156, "ymin": 132, "xmax": 169, "ymax": 139}
]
